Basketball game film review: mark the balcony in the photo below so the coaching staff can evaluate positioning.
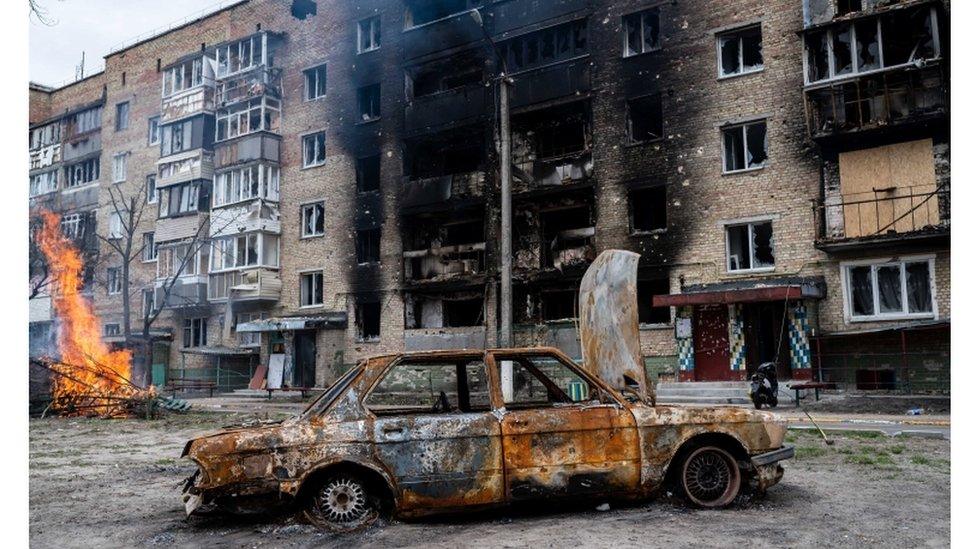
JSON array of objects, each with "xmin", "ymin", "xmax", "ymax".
[
  {"xmin": 491, "ymin": 0, "xmax": 590, "ymax": 36},
  {"xmin": 510, "ymin": 57, "xmax": 592, "ymax": 109},
  {"xmin": 404, "ymin": 84, "xmax": 488, "ymax": 135},
  {"xmin": 208, "ymin": 268, "xmax": 281, "ymax": 302},
  {"xmin": 404, "ymin": 242, "xmax": 486, "ymax": 282},
  {"xmin": 513, "ymin": 150, "xmax": 592, "ymax": 193},
  {"xmin": 401, "ymin": 171, "xmax": 485, "ymax": 209},
  {"xmin": 814, "ymin": 185, "xmax": 949, "ymax": 252},
  {"xmin": 154, "ymin": 277, "xmax": 209, "ymax": 310},
  {"xmin": 215, "ymin": 68, "xmax": 282, "ymax": 106},
  {"xmin": 157, "ymin": 150, "xmax": 214, "ymax": 188},
  {"xmin": 161, "ymin": 86, "xmax": 215, "ymax": 124},
  {"xmin": 805, "ymin": 64, "xmax": 946, "ymax": 140},
  {"xmin": 402, "ymin": 7, "xmax": 484, "ymax": 60},
  {"xmin": 29, "ymin": 144, "xmax": 61, "ymax": 171},
  {"xmin": 214, "ymin": 132, "xmax": 280, "ymax": 168}
]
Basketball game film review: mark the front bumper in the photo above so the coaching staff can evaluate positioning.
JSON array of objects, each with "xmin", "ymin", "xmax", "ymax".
[{"xmin": 751, "ymin": 445, "xmax": 795, "ymax": 467}]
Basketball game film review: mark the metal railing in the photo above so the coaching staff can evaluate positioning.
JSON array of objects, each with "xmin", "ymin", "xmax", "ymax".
[
  {"xmin": 814, "ymin": 184, "xmax": 949, "ymax": 243},
  {"xmin": 166, "ymin": 364, "xmax": 254, "ymax": 393},
  {"xmin": 804, "ymin": 64, "xmax": 946, "ymax": 137}
]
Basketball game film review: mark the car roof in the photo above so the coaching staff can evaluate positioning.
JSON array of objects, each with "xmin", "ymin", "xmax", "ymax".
[{"xmin": 367, "ymin": 346, "xmax": 566, "ymax": 362}]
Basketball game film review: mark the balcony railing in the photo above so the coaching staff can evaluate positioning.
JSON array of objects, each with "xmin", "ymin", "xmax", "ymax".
[
  {"xmin": 513, "ymin": 149, "xmax": 593, "ymax": 192},
  {"xmin": 804, "ymin": 64, "xmax": 946, "ymax": 138},
  {"xmin": 161, "ymin": 85, "xmax": 215, "ymax": 124},
  {"xmin": 404, "ymin": 242, "xmax": 486, "ymax": 281},
  {"xmin": 208, "ymin": 268, "xmax": 281, "ymax": 302},
  {"xmin": 814, "ymin": 184, "xmax": 948, "ymax": 247}
]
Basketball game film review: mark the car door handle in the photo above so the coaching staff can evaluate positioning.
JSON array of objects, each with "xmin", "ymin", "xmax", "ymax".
[{"xmin": 382, "ymin": 426, "xmax": 403, "ymax": 434}]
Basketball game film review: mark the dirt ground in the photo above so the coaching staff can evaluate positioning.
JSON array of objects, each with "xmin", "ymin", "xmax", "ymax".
[{"xmin": 29, "ymin": 412, "xmax": 949, "ymax": 548}]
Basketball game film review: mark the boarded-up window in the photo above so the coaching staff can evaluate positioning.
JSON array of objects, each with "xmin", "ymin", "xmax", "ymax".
[{"xmin": 838, "ymin": 138, "xmax": 938, "ymax": 238}]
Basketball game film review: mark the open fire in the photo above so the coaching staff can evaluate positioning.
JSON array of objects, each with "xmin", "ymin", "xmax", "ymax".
[{"xmin": 34, "ymin": 210, "xmax": 154, "ymax": 417}]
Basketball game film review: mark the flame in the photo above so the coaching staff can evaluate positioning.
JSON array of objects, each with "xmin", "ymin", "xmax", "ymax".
[{"xmin": 35, "ymin": 210, "xmax": 149, "ymax": 416}]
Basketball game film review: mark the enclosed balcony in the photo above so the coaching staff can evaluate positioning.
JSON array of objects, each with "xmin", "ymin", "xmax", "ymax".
[
  {"xmin": 161, "ymin": 87, "xmax": 215, "ymax": 124},
  {"xmin": 157, "ymin": 150, "xmax": 214, "ymax": 188},
  {"xmin": 512, "ymin": 100, "xmax": 593, "ymax": 192},
  {"xmin": 403, "ymin": 210, "xmax": 486, "ymax": 283},
  {"xmin": 215, "ymin": 67, "xmax": 282, "ymax": 107},
  {"xmin": 208, "ymin": 268, "xmax": 282, "ymax": 302},
  {"xmin": 402, "ymin": 1, "xmax": 484, "ymax": 60},
  {"xmin": 404, "ymin": 51, "xmax": 488, "ymax": 135},
  {"xmin": 161, "ymin": 55, "xmax": 216, "ymax": 123}
]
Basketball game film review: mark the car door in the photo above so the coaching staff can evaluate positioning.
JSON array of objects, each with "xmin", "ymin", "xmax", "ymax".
[
  {"xmin": 364, "ymin": 355, "xmax": 505, "ymax": 512},
  {"xmin": 488, "ymin": 350, "xmax": 641, "ymax": 501}
]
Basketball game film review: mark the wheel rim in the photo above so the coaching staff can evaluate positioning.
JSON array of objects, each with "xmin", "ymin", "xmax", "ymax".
[
  {"xmin": 682, "ymin": 447, "xmax": 740, "ymax": 507},
  {"xmin": 314, "ymin": 477, "xmax": 371, "ymax": 526}
]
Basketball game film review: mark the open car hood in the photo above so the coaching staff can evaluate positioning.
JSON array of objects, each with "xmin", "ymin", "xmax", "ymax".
[{"xmin": 578, "ymin": 249, "xmax": 653, "ymax": 404}]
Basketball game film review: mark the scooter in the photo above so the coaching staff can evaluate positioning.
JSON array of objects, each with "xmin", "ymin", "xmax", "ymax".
[{"xmin": 749, "ymin": 362, "xmax": 779, "ymax": 409}]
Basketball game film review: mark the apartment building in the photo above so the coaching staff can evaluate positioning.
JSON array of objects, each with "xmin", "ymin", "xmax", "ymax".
[{"xmin": 27, "ymin": 0, "xmax": 949, "ymax": 394}]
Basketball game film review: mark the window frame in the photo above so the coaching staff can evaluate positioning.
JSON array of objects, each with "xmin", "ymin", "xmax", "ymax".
[
  {"xmin": 802, "ymin": 6, "xmax": 941, "ymax": 86},
  {"xmin": 622, "ymin": 7, "xmax": 662, "ymax": 58},
  {"xmin": 628, "ymin": 184, "xmax": 668, "ymax": 234},
  {"xmin": 724, "ymin": 218, "xmax": 775, "ymax": 274},
  {"xmin": 213, "ymin": 163, "xmax": 280, "ymax": 207},
  {"xmin": 142, "ymin": 232, "xmax": 157, "ymax": 262},
  {"xmin": 115, "ymin": 101, "xmax": 130, "ymax": 132},
  {"xmin": 112, "ymin": 152, "xmax": 128, "ymax": 183},
  {"xmin": 146, "ymin": 174, "xmax": 158, "ymax": 204},
  {"xmin": 626, "ymin": 92, "xmax": 664, "ymax": 144},
  {"xmin": 147, "ymin": 116, "xmax": 161, "ymax": 146},
  {"xmin": 715, "ymin": 24, "xmax": 764, "ymax": 79},
  {"xmin": 108, "ymin": 211, "xmax": 124, "ymax": 240},
  {"xmin": 103, "ymin": 323, "xmax": 121, "ymax": 337},
  {"xmin": 721, "ymin": 119, "xmax": 768, "ymax": 174},
  {"xmin": 303, "ymin": 63, "xmax": 328, "ymax": 101},
  {"xmin": 840, "ymin": 255, "xmax": 937, "ymax": 322},
  {"xmin": 302, "ymin": 131, "xmax": 327, "ymax": 168},
  {"xmin": 64, "ymin": 157, "xmax": 100, "ymax": 188},
  {"xmin": 301, "ymin": 200, "xmax": 326, "ymax": 238},
  {"xmin": 356, "ymin": 227, "xmax": 382, "ymax": 265},
  {"xmin": 357, "ymin": 84, "xmax": 381, "ymax": 122},
  {"xmin": 182, "ymin": 317, "xmax": 208, "ymax": 348},
  {"xmin": 299, "ymin": 270, "xmax": 325, "ymax": 308},
  {"xmin": 357, "ymin": 15, "xmax": 381, "ymax": 54},
  {"xmin": 30, "ymin": 169, "xmax": 59, "ymax": 197},
  {"xmin": 106, "ymin": 267, "xmax": 122, "ymax": 295}
]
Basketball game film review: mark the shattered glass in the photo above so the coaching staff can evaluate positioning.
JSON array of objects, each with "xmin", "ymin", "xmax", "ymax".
[
  {"xmin": 855, "ymin": 19, "xmax": 880, "ymax": 72},
  {"xmin": 832, "ymin": 25, "xmax": 853, "ymax": 76},
  {"xmin": 745, "ymin": 122, "xmax": 767, "ymax": 168}
]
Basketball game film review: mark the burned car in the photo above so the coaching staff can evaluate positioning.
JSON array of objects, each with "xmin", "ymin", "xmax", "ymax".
[{"xmin": 182, "ymin": 251, "xmax": 793, "ymax": 531}]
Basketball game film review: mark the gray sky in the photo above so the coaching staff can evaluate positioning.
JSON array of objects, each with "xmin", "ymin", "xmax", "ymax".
[{"xmin": 29, "ymin": 0, "xmax": 237, "ymax": 86}]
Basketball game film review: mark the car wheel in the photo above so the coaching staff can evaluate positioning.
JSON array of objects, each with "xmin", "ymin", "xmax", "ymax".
[
  {"xmin": 303, "ymin": 473, "xmax": 379, "ymax": 532},
  {"xmin": 679, "ymin": 446, "xmax": 742, "ymax": 508}
]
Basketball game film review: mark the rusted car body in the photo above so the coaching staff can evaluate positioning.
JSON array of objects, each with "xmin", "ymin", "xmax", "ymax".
[{"xmin": 182, "ymin": 251, "xmax": 793, "ymax": 529}]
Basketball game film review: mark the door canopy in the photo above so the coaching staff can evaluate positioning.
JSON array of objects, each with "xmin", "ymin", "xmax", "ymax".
[{"xmin": 578, "ymin": 249, "xmax": 652, "ymax": 404}]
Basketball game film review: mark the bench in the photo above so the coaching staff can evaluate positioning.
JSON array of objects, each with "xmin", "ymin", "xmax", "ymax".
[
  {"xmin": 266, "ymin": 387, "xmax": 315, "ymax": 400},
  {"xmin": 165, "ymin": 379, "xmax": 217, "ymax": 398},
  {"xmin": 788, "ymin": 382, "xmax": 837, "ymax": 407}
]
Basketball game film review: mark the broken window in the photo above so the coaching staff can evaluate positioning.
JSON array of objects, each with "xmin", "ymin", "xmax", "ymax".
[
  {"xmin": 836, "ymin": 0, "xmax": 862, "ymax": 16},
  {"xmin": 115, "ymin": 101, "xmax": 130, "ymax": 131},
  {"xmin": 142, "ymin": 232, "xmax": 157, "ymax": 262},
  {"xmin": 408, "ymin": 54, "xmax": 483, "ymax": 98},
  {"xmin": 498, "ymin": 19, "xmax": 587, "ymax": 73},
  {"xmin": 65, "ymin": 106, "xmax": 102, "ymax": 138},
  {"xmin": 161, "ymin": 118, "xmax": 194, "ymax": 157},
  {"xmin": 108, "ymin": 212, "xmax": 124, "ymax": 239},
  {"xmin": 513, "ymin": 101, "xmax": 590, "ymax": 163},
  {"xmin": 356, "ymin": 227, "xmax": 382, "ymax": 264},
  {"xmin": 541, "ymin": 289, "xmax": 578, "ymax": 321},
  {"xmin": 358, "ymin": 16, "xmax": 381, "ymax": 53},
  {"xmin": 302, "ymin": 131, "xmax": 326, "ymax": 167},
  {"xmin": 215, "ymin": 34, "xmax": 265, "ymax": 78},
  {"xmin": 162, "ymin": 58, "xmax": 204, "ymax": 97},
  {"xmin": 142, "ymin": 289, "xmax": 155, "ymax": 319},
  {"xmin": 61, "ymin": 214, "xmax": 84, "ymax": 240},
  {"xmin": 216, "ymin": 97, "xmax": 281, "ymax": 141},
  {"xmin": 30, "ymin": 122, "xmax": 60, "ymax": 150},
  {"xmin": 722, "ymin": 120, "xmax": 767, "ymax": 172},
  {"xmin": 29, "ymin": 170, "xmax": 58, "ymax": 197},
  {"xmin": 182, "ymin": 318, "xmax": 208, "ymax": 348},
  {"xmin": 805, "ymin": 7, "xmax": 939, "ymax": 84},
  {"xmin": 158, "ymin": 182, "xmax": 203, "ymax": 218},
  {"xmin": 356, "ymin": 154, "xmax": 381, "ymax": 192},
  {"xmin": 845, "ymin": 258, "xmax": 934, "ymax": 319},
  {"xmin": 718, "ymin": 25, "xmax": 763, "ymax": 77},
  {"xmin": 357, "ymin": 84, "xmax": 381, "ymax": 122},
  {"xmin": 405, "ymin": 0, "xmax": 481, "ymax": 28},
  {"xmin": 356, "ymin": 299, "xmax": 381, "ymax": 341},
  {"xmin": 303, "ymin": 63, "xmax": 327, "ymax": 100},
  {"xmin": 499, "ymin": 354, "xmax": 598, "ymax": 407},
  {"xmin": 112, "ymin": 153, "xmax": 128, "ymax": 183},
  {"xmin": 726, "ymin": 220, "xmax": 774, "ymax": 272},
  {"xmin": 627, "ymin": 93, "xmax": 663, "ymax": 143},
  {"xmin": 630, "ymin": 185, "xmax": 667, "ymax": 233},
  {"xmin": 300, "ymin": 271, "xmax": 324, "ymax": 307},
  {"xmin": 405, "ymin": 134, "xmax": 483, "ymax": 179},
  {"xmin": 540, "ymin": 204, "xmax": 594, "ymax": 269},
  {"xmin": 214, "ymin": 163, "xmax": 279, "ymax": 206},
  {"xmin": 64, "ymin": 157, "xmax": 99, "ymax": 187},
  {"xmin": 443, "ymin": 297, "xmax": 483, "ymax": 327},
  {"xmin": 148, "ymin": 116, "xmax": 160, "ymax": 146},
  {"xmin": 103, "ymin": 324, "xmax": 121, "ymax": 337},
  {"xmin": 157, "ymin": 242, "xmax": 201, "ymax": 278},
  {"xmin": 106, "ymin": 267, "xmax": 122, "ymax": 295},
  {"xmin": 623, "ymin": 8, "xmax": 661, "ymax": 57},
  {"xmin": 301, "ymin": 201, "xmax": 325, "ymax": 237},
  {"xmin": 364, "ymin": 359, "xmax": 489, "ymax": 415},
  {"xmin": 637, "ymin": 279, "xmax": 671, "ymax": 325}
]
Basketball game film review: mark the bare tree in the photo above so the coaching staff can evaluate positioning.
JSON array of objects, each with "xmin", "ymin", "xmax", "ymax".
[{"xmin": 29, "ymin": 0, "xmax": 59, "ymax": 26}]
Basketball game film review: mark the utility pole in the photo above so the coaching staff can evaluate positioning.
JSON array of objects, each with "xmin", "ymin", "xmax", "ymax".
[{"xmin": 470, "ymin": 9, "xmax": 514, "ymax": 348}]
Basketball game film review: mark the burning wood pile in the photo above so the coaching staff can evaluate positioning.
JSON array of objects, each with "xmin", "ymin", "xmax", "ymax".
[{"xmin": 33, "ymin": 211, "xmax": 156, "ymax": 418}]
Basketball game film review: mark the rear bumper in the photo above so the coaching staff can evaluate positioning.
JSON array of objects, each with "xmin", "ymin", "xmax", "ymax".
[{"xmin": 751, "ymin": 445, "xmax": 795, "ymax": 467}]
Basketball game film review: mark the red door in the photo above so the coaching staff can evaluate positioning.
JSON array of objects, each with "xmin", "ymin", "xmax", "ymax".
[{"xmin": 693, "ymin": 305, "xmax": 730, "ymax": 381}]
